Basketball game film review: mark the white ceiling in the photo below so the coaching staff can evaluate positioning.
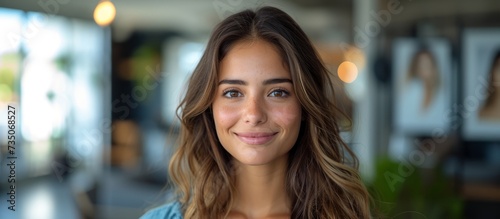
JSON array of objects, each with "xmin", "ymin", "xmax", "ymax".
[
  {"xmin": 0, "ymin": 0, "xmax": 351, "ymax": 42},
  {"xmin": 3, "ymin": 0, "xmax": 500, "ymax": 43}
]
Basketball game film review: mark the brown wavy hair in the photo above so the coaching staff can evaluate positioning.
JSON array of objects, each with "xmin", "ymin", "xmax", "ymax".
[
  {"xmin": 169, "ymin": 6, "xmax": 371, "ymax": 219},
  {"xmin": 481, "ymin": 49, "xmax": 500, "ymax": 109}
]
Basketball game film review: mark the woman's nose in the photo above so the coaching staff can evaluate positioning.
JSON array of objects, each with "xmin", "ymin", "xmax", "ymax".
[{"xmin": 243, "ymin": 96, "xmax": 267, "ymax": 125}]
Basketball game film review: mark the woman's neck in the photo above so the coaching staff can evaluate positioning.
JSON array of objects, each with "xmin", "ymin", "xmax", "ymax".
[{"xmin": 229, "ymin": 155, "xmax": 291, "ymax": 219}]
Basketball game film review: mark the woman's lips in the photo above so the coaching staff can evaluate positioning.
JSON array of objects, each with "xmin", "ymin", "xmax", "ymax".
[{"xmin": 235, "ymin": 132, "xmax": 278, "ymax": 145}]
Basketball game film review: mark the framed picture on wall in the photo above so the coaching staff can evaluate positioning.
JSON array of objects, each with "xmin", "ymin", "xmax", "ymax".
[
  {"xmin": 392, "ymin": 38, "xmax": 452, "ymax": 135},
  {"xmin": 463, "ymin": 28, "xmax": 500, "ymax": 140}
]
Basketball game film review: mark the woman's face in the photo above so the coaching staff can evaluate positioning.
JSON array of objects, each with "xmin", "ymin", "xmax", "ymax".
[
  {"xmin": 212, "ymin": 39, "xmax": 302, "ymax": 166},
  {"xmin": 415, "ymin": 52, "xmax": 435, "ymax": 81}
]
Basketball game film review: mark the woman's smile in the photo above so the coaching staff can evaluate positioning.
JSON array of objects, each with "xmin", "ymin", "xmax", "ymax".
[{"xmin": 234, "ymin": 132, "xmax": 279, "ymax": 145}]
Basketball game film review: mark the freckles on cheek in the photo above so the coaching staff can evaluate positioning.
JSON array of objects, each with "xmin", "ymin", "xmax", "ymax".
[
  {"xmin": 273, "ymin": 105, "xmax": 301, "ymax": 126},
  {"xmin": 214, "ymin": 105, "xmax": 239, "ymax": 127}
]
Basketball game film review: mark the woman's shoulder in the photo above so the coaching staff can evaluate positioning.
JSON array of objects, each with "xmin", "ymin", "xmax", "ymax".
[{"xmin": 139, "ymin": 202, "xmax": 183, "ymax": 219}]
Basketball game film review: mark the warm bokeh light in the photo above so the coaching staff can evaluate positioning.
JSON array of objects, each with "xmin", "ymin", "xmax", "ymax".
[
  {"xmin": 344, "ymin": 46, "xmax": 366, "ymax": 69},
  {"xmin": 338, "ymin": 61, "xmax": 358, "ymax": 83},
  {"xmin": 93, "ymin": 1, "xmax": 116, "ymax": 26}
]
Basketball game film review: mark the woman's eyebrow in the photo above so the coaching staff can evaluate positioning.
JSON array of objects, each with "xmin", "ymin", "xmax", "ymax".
[
  {"xmin": 263, "ymin": 78, "xmax": 292, "ymax": 85},
  {"xmin": 218, "ymin": 79, "xmax": 246, "ymax": 85},
  {"xmin": 218, "ymin": 78, "xmax": 292, "ymax": 85}
]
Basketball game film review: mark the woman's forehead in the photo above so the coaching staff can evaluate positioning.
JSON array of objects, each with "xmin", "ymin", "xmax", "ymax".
[{"xmin": 218, "ymin": 40, "xmax": 291, "ymax": 80}]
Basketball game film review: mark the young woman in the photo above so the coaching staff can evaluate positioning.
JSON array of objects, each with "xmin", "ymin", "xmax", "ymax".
[
  {"xmin": 405, "ymin": 49, "xmax": 441, "ymax": 113},
  {"xmin": 478, "ymin": 50, "xmax": 500, "ymax": 120},
  {"xmin": 141, "ymin": 6, "xmax": 371, "ymax": 219}
]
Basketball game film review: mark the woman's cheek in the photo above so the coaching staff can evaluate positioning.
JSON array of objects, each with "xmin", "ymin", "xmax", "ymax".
[
  {"xmin": 272, "ymin": 104, "xmax": 301, "ymax": 126},
  {"xmin": 214, "ymin": 104, "xmax": 240, "ymax": 127}
]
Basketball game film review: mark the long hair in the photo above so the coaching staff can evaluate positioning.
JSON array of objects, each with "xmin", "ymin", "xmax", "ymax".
[
  {"xmin": 482, "ymin": 49, "xmax": 500, "ymax": 109},
  {"xmin": 169, "ymin": 6, "xmax": 371, "ymax": 219},
  {"xmin": 405, "ymin": 48, "xmax": 441, "ymax": 110}
]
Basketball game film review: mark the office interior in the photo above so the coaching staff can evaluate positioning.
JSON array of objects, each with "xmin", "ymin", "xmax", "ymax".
[{"xmin": 1, "ymin": 0, "xmax": 500, "ymax": 218}]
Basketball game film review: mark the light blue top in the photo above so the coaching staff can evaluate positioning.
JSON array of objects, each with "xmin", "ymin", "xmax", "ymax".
[{"xmin": 140, "ymin": 202, "xmax": 183, "ymax": 219}]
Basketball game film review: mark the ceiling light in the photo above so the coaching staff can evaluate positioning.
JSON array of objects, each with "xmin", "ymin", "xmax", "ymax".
[{"xmin": 93, "ymin": 0, "xmax": 116, "ymax": 26}]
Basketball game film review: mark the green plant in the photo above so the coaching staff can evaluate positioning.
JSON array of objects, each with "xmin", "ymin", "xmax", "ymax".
[{"xmin": 368, "ymin": 157, "xmax": 463, "ymax": 219}]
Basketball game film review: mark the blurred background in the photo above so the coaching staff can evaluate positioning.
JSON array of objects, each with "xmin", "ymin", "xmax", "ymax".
[{"xmin": 1, "ymin": 0, "xmax": 500, "ymax": 218}]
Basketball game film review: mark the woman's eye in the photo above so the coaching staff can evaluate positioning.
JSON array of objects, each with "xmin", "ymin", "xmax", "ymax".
[
  {"xmin": 223, "ymin": 90, "xmax": 242, "ymax": 98},
  {"xmin": 269, "ymin": 89, "xmax": 289, "ymax": 98}
]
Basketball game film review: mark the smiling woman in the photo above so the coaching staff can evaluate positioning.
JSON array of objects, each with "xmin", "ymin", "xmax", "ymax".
[
  {"xmin": 141, "ymin": 6, "xmax": 371, "ymax": 219},
  {"xmin": 213, "ymin": 40, "xmax": 302, "ymax": 168}
]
